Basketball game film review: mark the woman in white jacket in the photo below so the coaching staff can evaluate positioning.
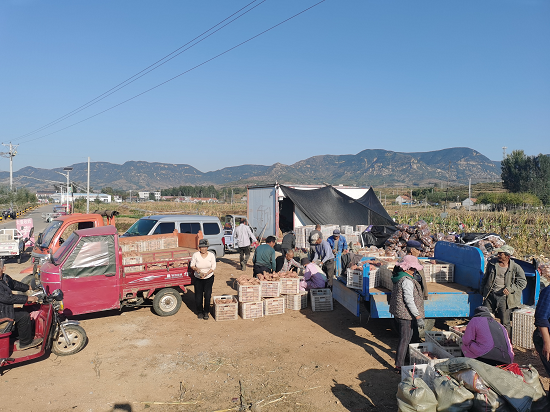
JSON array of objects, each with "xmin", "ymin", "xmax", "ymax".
[{"xmin": 190, "ymin": 239, "xmax": 216, "ymax": 320}]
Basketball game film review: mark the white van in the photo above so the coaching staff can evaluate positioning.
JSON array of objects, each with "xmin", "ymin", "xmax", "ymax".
[{"xmin": 122, "ymin": 215, "xmax": 225, "ymax": 258}]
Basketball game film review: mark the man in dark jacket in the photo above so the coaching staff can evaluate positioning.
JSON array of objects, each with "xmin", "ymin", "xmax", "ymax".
[
  {"xmin": 0, "ymin": 262, "xmax": 41, "ymax": 350},
  {"xmin": 481, "ymin": 245, "xmax": 527, "ymax": 336},
  {"xmin": 280, "ymin": 231, "xmax": 296, "ymax": 257}
]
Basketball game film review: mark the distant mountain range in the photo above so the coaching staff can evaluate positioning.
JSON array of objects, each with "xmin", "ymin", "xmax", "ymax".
[{"xmin": 1, "ymin": 147, "xmax": 502, "ymax": 191}]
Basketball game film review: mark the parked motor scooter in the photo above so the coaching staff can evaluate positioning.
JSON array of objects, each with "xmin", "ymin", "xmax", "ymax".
[{"xmin": 0, "ymin": 284, "xmax": 87, "ymax": 373}]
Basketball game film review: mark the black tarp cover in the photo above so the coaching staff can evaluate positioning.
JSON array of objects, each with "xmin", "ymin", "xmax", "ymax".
[
  {"xmin": 356, "ymin": 188, "xmax": 394, "ymax": 223},
  {"xmin": 279, "ymin": 185, "xmax": 395, "ymax": 227}
]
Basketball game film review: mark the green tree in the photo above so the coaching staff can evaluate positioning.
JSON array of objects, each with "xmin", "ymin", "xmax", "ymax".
[{"xmin": 501, "ymin": 151, "xmax": 550, "ymax": 205}]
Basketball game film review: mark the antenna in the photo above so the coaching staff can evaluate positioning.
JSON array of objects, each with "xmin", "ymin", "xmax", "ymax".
[
  {"xmin": 502, "ymin": 146, "xmax": 507, "ymax": 159},
  {"xmin": 0, "ymin": 142, "xmax": 19, "ymax": 191}
]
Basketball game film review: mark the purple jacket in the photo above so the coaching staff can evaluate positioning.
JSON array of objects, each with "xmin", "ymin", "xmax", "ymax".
[
  {"xmin": 462, "ymin": 316, "xmax": 514, "ymax": 362},
  {"xmin": 302, "ymin": 263, "xmax": 326, "ymax": 290}
]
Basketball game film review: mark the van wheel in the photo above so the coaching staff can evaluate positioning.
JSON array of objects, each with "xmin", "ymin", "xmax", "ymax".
[
  {"xmin": 152, "ymin": 288, "xmax": 182, "ymax": 317},
  {"xmin": 52, "ymin": 325, "xmax": 87, "ymax": 356}
]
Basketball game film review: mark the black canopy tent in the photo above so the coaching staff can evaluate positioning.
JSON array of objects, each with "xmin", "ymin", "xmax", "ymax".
[{"xmin": 279, "ymin": 185, "xmax": 395, "ymax": 228}]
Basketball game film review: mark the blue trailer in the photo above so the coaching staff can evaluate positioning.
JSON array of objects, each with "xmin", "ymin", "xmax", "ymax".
[{"xmin": 333, "ymin": 241, "xmax": 540, "ymax": 321}]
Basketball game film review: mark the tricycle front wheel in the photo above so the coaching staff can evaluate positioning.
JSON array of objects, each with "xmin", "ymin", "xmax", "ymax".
[
  {"xmin": 51, "ymin": 325, "xmax": 87, "ymax": 356},
  {"xmin": 152, "ymin": 288, "xmax": 182, "ymax": 317}
]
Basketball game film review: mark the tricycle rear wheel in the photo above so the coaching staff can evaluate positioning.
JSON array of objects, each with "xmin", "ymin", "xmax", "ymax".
[
  {"xmin": 152, "ymin": 288, "xmax": 182, "ymax": 317},
  {"xmin": 51, "ymin": 325, "xmax": 87, "ymax": 356}
]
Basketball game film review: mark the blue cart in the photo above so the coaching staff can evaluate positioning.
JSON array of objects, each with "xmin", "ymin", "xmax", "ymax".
[{"xmin": 333, "ymin": 241, "xmax": 540, "ymax": 322}]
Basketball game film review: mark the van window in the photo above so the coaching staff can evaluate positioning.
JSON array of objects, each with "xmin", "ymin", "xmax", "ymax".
[
  {"xmin": 203, "ymin": 223, "xmax": 220, "ymax": 235},
  {"xmin": 180, "ymin": 222, "xmax": 200, "ymax": 234},
  {"xmin": 153, "ymin": 222, "xmax": 175, "ymax": 234}
]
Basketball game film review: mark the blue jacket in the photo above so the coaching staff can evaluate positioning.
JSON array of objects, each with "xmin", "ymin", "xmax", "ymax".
[{"xmin": 327, "ymin": 235, "xmax": 347, "ymax": 253}]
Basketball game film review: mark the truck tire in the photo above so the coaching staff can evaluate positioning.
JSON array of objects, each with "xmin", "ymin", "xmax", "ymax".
[
  {"xmin": 51, "ymin": 325, "xmax": 87, "ymax": 356},
  {"xmin": 152, "ymin": 288, "xmax": 182, "ymax": 317}
]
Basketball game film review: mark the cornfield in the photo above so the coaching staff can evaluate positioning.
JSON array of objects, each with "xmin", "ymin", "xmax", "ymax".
[{"xmin": 388, "ymin": 207, "xmax": 550, "ymax": 259}]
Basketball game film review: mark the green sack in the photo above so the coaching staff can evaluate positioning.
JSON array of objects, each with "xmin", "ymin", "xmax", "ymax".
[
  {"xmin": 432, "ymin": 375, "xmax": 474, "ymax": 412},
  {"xmin": 521, "ymin": 365, "xmax": 550, "ymax": 412},
  {"xmin": 397, "ymin": 375, "xmax": 438, "ymax": 412},
  {"xmin": 471, "ymin": 389, "xmax": 514, "ymax": 412}
]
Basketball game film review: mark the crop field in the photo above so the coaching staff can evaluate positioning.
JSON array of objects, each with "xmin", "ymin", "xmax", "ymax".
[
  {"xmin": 79, "ymin": 201, "xmax": 247, "ymax": 233},
  {"xmin": 389, "ymin": 207, "xmax": 550, "ymax": 259},
  {"xmin": 80, "ymin": 201, "xmax": 550, "ymax": 259}
]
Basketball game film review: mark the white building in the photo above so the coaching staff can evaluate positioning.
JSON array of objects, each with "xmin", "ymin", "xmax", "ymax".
[
  {"xmin": 138, "ymin": 191, "xmax": 161, "ymax": 200},
  {"xmin": 395, "ymin": 195, "xmax": 411, "ymax": 205}
]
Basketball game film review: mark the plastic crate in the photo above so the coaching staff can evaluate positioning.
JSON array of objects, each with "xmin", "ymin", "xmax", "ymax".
[
  {"xmin": 237, "ymin": 284, "xmax": 261, "ymax": 303},
  {"xmin": 401, "ymin": 364, "xmax": 436, "ymax": 389},
  {"xmin": 310, "ymin": 288, "xmax": 333, "ymax": 312},
  {"xmin": 423, "ymin": 260, "xmax": 455, "ymax": 283},
  {"xmin": 285, "ymin": 292, "xmax": 308, "ymax": 310},
  {"xmin": 368, "ymin": 267, "xmax": 379, "ymax": 289},
  {"xmin": 213, "ymin": 295, "xmax": 238, "ymax": 321},
  {"xmin": 409, "ymin": 342, "xmax": 453, "ymax": 366},
  {"xmin": 260, "ymin": 281, "xmax": 281, "ymax": 298},
  {"xmin": 346, "ymin": 268, "xmax": 363, "ymax": 290},
  {"xmin": 263, "ymin": 297, "xmax": 285, "ymax": 316},
  {"xmin": 512, "ymin": 306, "xmax": 536, "ymax": 349},
  {"xmin": 425, "ymin": 331, "xmax": 463, "ymax": 357},
  {"xmin": 280, "ymin": 278, "xmax": 300, "ymax": 295},
  {"xmin": 239, "ymin": 301, "xmax": 264, "ymax": 319}
]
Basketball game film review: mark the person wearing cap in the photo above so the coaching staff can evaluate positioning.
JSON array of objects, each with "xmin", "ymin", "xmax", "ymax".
[
  {"xmin": 481, "ymin": 245, "xmax": 526, "ymax": 336},
  {"xmin": 233, "ymin": 218, "xmax": 257, "ymax": 271},
  {"xmin": 280, "ymin": 231, "xmax": 296, "ymax": 257},
  {"xmin": 406, "ymin": 240, "xmax": 429, "ymax": 300},
  {"xmin": 327, "ymin": 229, "xmax": 348, "ymax": 256},
  {"xmin": 0, "ymin": 261, "xmax": 42, "ymax": 350},
  {"xmin": 312, "ymin": 233, "xmax": 336, "ymax": 286},
  {"xmin": 299, "ymin": 258, "xmax": 327, "ymax": 291},
  {"xmin": 461, "ymin": 306, "xmax": 514, "ymax": 366},
  {"xmin": 308, "ymin": 225, "xmax": 322, "ymax": 260},
  {"xmin": 253, "ymin": 236, "xmax": 277, "ymax": 277},
  {"xmin": 389, "ymin": 255, "xmax": 426, "ymax": 372},
  {"xmin": 190, "ymin": 239, "xmax": 217, "ymax": 320}
]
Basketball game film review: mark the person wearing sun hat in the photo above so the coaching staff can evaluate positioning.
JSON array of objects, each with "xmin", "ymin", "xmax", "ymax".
[
  {"xmin": 389, "ymin": 255, "xmax": 426, "ymax": 372},
  {"xmin": 481, "ymin": 244, "xmax": 526, "ymax": 336}
]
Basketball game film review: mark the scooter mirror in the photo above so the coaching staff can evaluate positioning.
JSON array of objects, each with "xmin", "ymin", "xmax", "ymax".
[
  {"xmin": 51, "ymin": 289, "xmax": 64, "ymax": 301},
  {"xmin": 30, "ymin": 278, "xmax": 42, "ymax": 291}
]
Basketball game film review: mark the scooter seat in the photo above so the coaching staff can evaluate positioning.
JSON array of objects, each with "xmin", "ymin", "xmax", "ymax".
[{"xmin": 0, "ymin": 318, "xmax": 14, "ymax": 334}]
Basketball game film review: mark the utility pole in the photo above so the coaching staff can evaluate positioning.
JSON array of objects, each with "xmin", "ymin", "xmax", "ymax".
[
  {"xmin": 129, "ymin": 190, "xmax": 132, "ymax": 203},
  {"xmin": 87, "ymin": 157, "xmax": 90, "ymax": 213},
  {"xmin": 444, "ymin": 161, "xmax": 451, "ymax": 212},
  {"xmin": 468, "ymin": 177, "xmax": 472, "ymax": 212},
  {"xmin": 0, "ymin": 142, "xmax": 19, "ymax": 192},
  {"xmin": 502, "ymin": 147, "xmax": 507, "ymax": 159},
  {"xmin": 64, "ymin": 167, "xmax": 73, "ymax": 213}
]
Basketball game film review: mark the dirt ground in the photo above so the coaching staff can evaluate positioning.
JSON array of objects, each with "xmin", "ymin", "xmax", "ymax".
[{"xmin": 2, "ymin": 253, "xmax": 549, "ymax": 412}]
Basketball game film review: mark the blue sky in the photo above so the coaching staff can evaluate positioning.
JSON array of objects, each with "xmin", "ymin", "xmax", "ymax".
[{"xmin": 1, "ymin": 0, "xmax": 548, "ymax": 172}]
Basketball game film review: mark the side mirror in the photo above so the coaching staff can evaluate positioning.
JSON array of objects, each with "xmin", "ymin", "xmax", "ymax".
[
  {"xmin": 37, "ymin": 233, "xmax": 43, "ymax": 245},
  {"xmin": 29, "ymin": 227, "xmax": 34, "ymax": 238},
  {"xmin": 49, "ymin": 251, "xmax": 57, "ymax": 266}
]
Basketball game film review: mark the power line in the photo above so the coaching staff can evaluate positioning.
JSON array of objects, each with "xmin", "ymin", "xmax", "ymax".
[
  {"xmin": 19, "ymin": 0, "xmax": 327, "ymax": 145},
  {"xmin": 12, "ymin": 0, "xmax": 266, "ymax": 142}
]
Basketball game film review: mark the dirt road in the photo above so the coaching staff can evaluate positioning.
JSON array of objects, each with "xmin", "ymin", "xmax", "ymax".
[{"xmin": 2, "ymin": 252, "xmax": 548, "ymax": 412}]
